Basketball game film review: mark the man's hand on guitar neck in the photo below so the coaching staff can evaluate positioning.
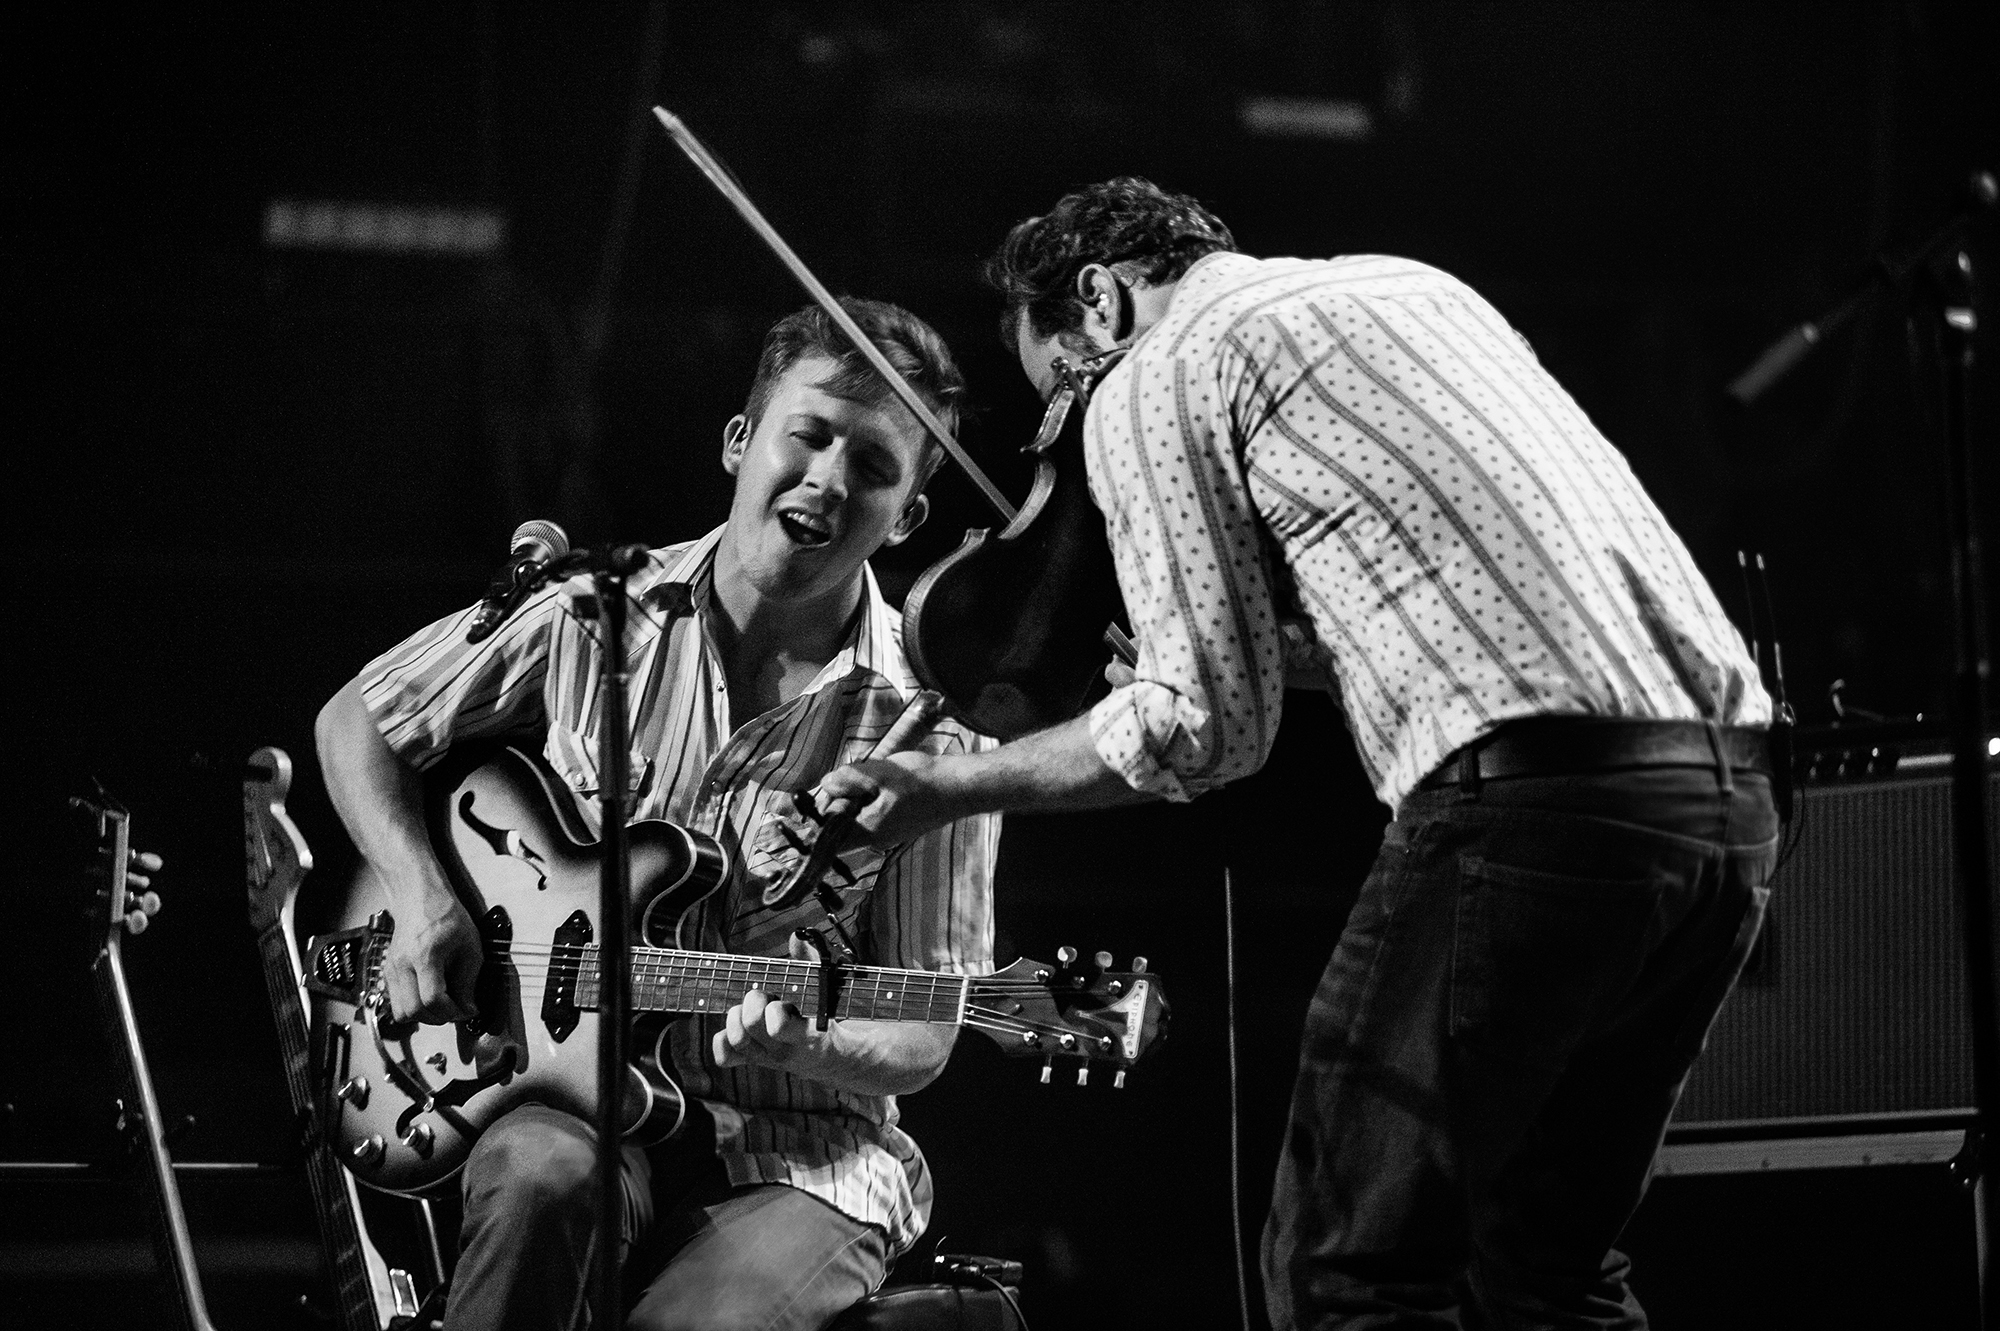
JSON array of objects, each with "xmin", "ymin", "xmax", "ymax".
[{"xmin": 712, "ymin": 988, "xmax": 957, "ymax": 1097}]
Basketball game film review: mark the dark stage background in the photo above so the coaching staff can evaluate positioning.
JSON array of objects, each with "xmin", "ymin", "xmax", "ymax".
[{"xmin": 5, "ymin": 4, "xmax": 1997, "ymax": 1328}]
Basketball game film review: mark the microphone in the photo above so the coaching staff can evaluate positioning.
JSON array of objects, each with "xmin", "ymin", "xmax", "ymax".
[{"xmin": 466, "ymin": 519, "xmax": 571, "ymax": 643}]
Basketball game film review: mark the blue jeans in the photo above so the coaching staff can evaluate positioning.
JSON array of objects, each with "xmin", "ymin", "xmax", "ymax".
[
  {"xmin": 446, "ymin": 1102, "xmax": 888, "ymax": 1331},
  {"xmin": 1261, "ymin": 766, "xmax": 1779, "ymax": 1330}
]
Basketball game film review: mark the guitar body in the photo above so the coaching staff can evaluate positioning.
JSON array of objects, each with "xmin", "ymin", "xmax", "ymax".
[{"xmin": 310, "ymin": 745, "xmax": 729, "ymax": 1197}]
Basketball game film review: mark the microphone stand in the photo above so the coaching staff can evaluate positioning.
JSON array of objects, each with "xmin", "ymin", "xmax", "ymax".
[
  {"xmin": 1730, "ymin": 173, "xmax": 1996, "ymax": 1317},
  {"xmin": 1933, "ymin": 245, "xmax": 1997, "ymax": 1322},
  {"xmin": 586, "ymin": 543, "xmax": 649, "ymax": 1331}
]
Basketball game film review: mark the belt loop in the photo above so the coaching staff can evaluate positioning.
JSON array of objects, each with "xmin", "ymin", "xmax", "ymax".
[
  {"xmin": 1704, "ymin": 719, "xmax": 1734, "ymax": 796},
  {"xmin": 1457, "ymin": 743, "xmax": 1483, "ymax": 802}
]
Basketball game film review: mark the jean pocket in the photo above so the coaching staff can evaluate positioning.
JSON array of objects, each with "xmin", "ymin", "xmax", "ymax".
[{"xmin": 1450, "ymin": 854, "xmax": 1671, "ymax": 1067}]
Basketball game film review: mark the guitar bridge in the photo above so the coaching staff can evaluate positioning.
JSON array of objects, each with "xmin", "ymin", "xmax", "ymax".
[{"xmin": 304, "ymin": 912, "xmax": 392, "ymax": 1005}]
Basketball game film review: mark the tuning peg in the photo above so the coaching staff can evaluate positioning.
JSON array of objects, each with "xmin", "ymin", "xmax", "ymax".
[
  {"xmin": 1055, "ymin": 945, "xmax": 1078, "ymax": 967},
  {"xmin": 138, "ymin": 892, "xmax": 161, "ymax": 917},
  {"xmin": 1039, "ymin": 1057, "xmax": 1053, "ymax": 1085},
  {"xmin": 1114, "ymin": 1070, "xmax": 1127, "ymax": 1089},
  {"xmin": 1130, "ymin": 955, "xmax": 1148, "ymax": 974},
  {"xmin": 1076, "ymin": 1066, "xmax": 1089, "ymax": 1086},
  {"xmin": 128, "ymin": 849, "xmax": 164, "ymax": 873},
  {"xmin": 1094, "ymin": 950, "xmax": 1113, "ymax": 970},
  {"xmin": 123, "ymin": 909, "xmax": 150, "ymax": 935}
]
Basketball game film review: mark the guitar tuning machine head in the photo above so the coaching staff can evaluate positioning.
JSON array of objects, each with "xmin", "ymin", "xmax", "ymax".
[
  {"xmin": 1039, "ymin": 1057, "xmax": 1053, "ymax": 1086},
  {"xmin": 350, "ymin": 1134, "xmax": 386, "ymax": 1169}
]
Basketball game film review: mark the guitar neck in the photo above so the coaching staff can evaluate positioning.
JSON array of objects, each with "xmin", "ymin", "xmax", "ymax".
[
  {"xmin": 574, "ymin": 947, "xmax": 968, "ymax": 1025},
  {"xmin": 254, "ymin": 922, "xmax": 390, "ymax": 1331}
]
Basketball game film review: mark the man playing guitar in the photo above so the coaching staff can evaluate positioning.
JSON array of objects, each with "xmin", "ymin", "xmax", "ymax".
[{"xmin": 315, "ymin": 298, "xmax": 998, "ymax": 1331}]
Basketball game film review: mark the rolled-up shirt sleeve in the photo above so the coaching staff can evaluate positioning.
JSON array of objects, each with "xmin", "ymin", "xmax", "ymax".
[
  {"xmin": 1083, "ymin": 331, "xmax": 1288, "ymax": 802},
  {"xmin": 356, "ymin": 585, "xmax": 564, "ymax": 770}
]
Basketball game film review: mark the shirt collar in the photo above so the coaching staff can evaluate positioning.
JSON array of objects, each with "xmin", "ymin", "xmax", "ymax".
[{"xmin": 635, "ymin": 523, "xmax": 914, "ymax": 693}]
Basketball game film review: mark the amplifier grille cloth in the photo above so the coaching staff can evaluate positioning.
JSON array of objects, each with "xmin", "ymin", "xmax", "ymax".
[{"xmin": 1673, "ymin": 773, "xmax": 1984, "ymax": 1126}]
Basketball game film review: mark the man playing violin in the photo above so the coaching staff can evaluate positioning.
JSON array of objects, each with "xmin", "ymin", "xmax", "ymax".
[
  {"xmin": 820, "ymin": 179, "xmax": 1778, "ymax": 1330},
  {"xmin": 316, "ymin": 297, "xmax": 999, "ymax": 1331}
]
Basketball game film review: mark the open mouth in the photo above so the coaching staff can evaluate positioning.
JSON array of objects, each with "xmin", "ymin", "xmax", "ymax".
[{"xmin": 777, "ymin": 509, "xmax": 834, "ymax": 548}]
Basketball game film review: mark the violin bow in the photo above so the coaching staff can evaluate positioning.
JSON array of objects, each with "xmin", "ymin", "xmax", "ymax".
[{"xmin": 652, "ymin": 107, "xmax": 1018, "ymax": 526}]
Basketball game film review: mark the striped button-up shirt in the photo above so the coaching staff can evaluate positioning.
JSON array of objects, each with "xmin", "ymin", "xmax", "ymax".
[
  {"xmin": 358, "ymin": 526, "xmax": 999, "ymax": 1253},
  {"xmin": 1084, "ymin": 251, "xmax": 1769, "ymax": 809}
]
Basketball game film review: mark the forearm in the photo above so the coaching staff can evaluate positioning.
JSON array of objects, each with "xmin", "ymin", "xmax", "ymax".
[
  {"xmin": 315, "ymin": 680, "xmax": 454, "ymax": 913},
  {"xmin": 932, "ymin": 714, "xmax": 1152, "ymax": 818}
]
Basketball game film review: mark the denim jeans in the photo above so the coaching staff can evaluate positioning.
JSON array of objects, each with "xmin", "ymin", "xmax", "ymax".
[
  {"xmin": 1261, "ymin": 765, "xmax": 1778, "ymax": 1330},
  {"xmin": 445, "ymin": 1102, "xmax": 888, "ymax": 1331}
]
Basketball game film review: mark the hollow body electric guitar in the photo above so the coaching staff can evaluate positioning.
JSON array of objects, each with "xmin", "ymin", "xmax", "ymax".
[{"xmin": 306, "ymin": 744, "xmax": 1170, "ymax": 1196}]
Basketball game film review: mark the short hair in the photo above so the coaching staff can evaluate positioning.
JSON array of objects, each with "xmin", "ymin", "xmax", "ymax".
[
  {"xmin": 982, "ymin": 177, "xmax": 1236, "ymax": 344},
  {"xmin": 743, "ymin": 297, "xmax": 965, "ymax": 485}
]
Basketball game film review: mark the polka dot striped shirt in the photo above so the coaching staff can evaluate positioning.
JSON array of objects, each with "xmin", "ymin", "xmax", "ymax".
[{"xmin": 1083, "ymin": 252, "xmax": 1769, "ymax": 809}]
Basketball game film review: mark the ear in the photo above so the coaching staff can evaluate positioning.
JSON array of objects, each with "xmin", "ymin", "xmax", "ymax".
[
  {"xmin": 883, "ymin": 492, "xmax": 930, "ymax": 547},
  {"xmin": 1072, "ymin": 264, "xmax": 1129, "ymax": 342},
  {"xmin": 721, "ymin": 415, "xmax": 751, "ymax": 475}
]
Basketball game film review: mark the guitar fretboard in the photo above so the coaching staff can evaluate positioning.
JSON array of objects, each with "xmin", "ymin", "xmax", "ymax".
[{"xmin": 573, "ymin": 947, "xmax": 967, "ymax": 1026}]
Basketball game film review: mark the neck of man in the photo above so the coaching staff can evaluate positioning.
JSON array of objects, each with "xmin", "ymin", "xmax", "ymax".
[
  {"xmin": 1122, "ymin": 277, "xmax": 1181, "ymax": 344},
  {"xmin": 708, "ymin": 542, "xmax": 864, "ymax": 719}
]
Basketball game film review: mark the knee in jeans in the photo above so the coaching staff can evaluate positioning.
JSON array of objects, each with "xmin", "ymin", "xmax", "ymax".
[{"xmin": 467, "ymin": 1113, "xmax": 596, "ymax": 1213}]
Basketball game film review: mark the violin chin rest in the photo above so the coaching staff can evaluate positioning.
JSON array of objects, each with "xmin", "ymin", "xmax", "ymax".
[{"xmin": 970, "ymin": 682, "xmax": 1037, "ymax": 742}]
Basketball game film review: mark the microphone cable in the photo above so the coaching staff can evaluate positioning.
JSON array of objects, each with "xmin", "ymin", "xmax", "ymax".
[{"xmin": 1226, "ymin": 866, "xmax": 1252, "ymax": 1331}]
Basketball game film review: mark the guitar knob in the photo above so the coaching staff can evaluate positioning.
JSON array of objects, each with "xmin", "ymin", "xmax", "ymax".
[
  {"xmin": 1056, "ymin": 945, "xmax": 1078, "ymax": 967},
  {"xmin": 1130, "ymin": 955, "xmax": 1148, "ymax": 974},
  {"xmin": 1094, "ymin": 950, "xmax": 1113, "ymax": 970},
  {"xmin": 1076, "ymin": 1066, "xmax": 1089, "ymax": 1087},
  {"xmin": 337, "ymin": 1077, "xmax": 370, "ymax": 1110},
  {"xmin": 351, "ymin": 1135, "xmax": 386, "ymax": 1169},
  {"xmin": 401, "ymin": 1122, "xmax": 435, "ymax": 1157}
]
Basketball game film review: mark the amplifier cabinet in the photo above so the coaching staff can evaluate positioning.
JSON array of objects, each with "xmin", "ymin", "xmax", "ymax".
[{"xmin": 1671, "ymin": 761, "xmax": 1985, "ymax": 1131}]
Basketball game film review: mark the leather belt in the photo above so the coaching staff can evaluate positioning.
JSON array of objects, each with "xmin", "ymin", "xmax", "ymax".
[{"xmin": 1415, "ymin": 716, "xmax": 1772, "ymax": 791}]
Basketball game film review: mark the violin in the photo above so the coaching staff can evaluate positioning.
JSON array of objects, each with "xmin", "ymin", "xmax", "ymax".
[
  {"xmin": 654, "ymin": 108, "xmax": 1132, "ymax": 742},
  {"xmin": 901, "ymin": 349, "xmax": 1132, "ymax": 739}
]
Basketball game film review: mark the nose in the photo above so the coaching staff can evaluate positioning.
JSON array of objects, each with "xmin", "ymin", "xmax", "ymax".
[{"xmin": 802, "ymin": 439, "xmax": 852, "ymax": 502}]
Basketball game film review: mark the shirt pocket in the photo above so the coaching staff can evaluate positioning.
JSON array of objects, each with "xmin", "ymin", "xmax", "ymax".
[{"xmin": 544, "ymin": 722, "xmax": 653, "ymax": 802}]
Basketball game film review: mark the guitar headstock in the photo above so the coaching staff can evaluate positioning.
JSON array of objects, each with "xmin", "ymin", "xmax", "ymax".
[
  {"xmin": 244, "ymin": 746, "xmax": 314, "ymax": 934},
  {"xmin": 965, "ymin": 949, "xmax": 1169, "ymax": 1087},
  {"xmin": 72, "ymin": 788, "xmax": 164, "ymax": 948}
]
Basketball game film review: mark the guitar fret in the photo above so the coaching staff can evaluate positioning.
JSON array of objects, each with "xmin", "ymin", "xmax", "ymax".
[{"xmin": 575, "ymin": 946, "xmax": 960, "ymax": 1024}]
